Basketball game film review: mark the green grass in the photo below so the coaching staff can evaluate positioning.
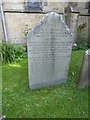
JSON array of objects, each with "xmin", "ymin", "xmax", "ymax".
[{"xmin": 2, "ymin": 50, "xmax": 89, "ymax": 118}]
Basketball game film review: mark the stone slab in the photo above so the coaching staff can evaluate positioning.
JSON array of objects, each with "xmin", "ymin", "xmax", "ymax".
[
  {"xmin": 78, "ymin": 49, "xmax": 90, "ymax": 89},
  {"xmin": 27, "ymin": 12, "xmax": 73, "ymax": 90}
]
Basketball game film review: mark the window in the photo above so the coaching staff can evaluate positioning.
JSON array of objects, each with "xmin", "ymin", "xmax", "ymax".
[
  {"xmin": 25, "ymin": 0, "xmax": 42, "ymax": 11},
  {"xmin": 25, "ymin": 0, "xmax": 48, "ymax": 11}
]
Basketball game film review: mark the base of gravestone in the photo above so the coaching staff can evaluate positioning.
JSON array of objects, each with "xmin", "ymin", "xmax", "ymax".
[{"xmin": 78, "ymin": 49, "xmax": 90, "ymax": 89}]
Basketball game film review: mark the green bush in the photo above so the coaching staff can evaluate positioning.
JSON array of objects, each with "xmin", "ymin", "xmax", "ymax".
[
  {"xmin": 1, "ymin": 42, "xmax": 27, "ymax": 63},
  {"xmin": 13, "ymin": 45, "xmax": 27, "ymax": 59},
  {"xmin": 1, "ymin": 43, "xmax": 16, "ymax": 63}
]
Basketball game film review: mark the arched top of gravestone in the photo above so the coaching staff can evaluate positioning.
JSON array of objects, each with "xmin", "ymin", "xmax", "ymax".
[{"xmin": 27, "ymin": 12, "xmax": 74, "ymax": 44}]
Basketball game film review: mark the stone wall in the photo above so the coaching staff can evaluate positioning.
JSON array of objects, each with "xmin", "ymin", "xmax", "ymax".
[
  {"xmin": 64, "ymin": 10, "xmax": 89, "ymax": 43},
  {"xmin": 43, "ymin": 2, "xmax": 68, "ymax": 13},
  {"xmin": 0, "ymin": 1, "xmax": 89, "ymax": 44},
  {"xmin": 4, "ymin": 13, "xmax": 44, "ymax": 44},
  {"xmin": 78, "ymin": 15, "xmax": 89, "ymax": 29},
  {"xmin": 3, "ymin": 0, "xmax": 67, "ymax": 13},
  {"xmin": 1, "ymin": 12, "xmax": 89, "ymax": 44},
  {"xmin": 3, "ymin": 0, "xmax": 25, "ymax": 11},
  {"xmin": 77, "ymin": 15, "xmax": 89, "ymax": 42}
]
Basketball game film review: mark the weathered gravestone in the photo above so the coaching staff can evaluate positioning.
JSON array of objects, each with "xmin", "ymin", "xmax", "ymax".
[
  {"xmin": 27, "ymin": 12, "xmax": 73, "ymax": 90},
  {"xmin": 78, "ymin": 49, "xmax": 90, "ymax": 89}
]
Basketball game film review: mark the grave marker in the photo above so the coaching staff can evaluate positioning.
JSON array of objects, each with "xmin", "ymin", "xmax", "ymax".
[
  {"xmin": 27, "ymin": 12, "xmax": 73, "ymax": 90},
  {"xmin": 78, "ymin": 49, "xmax": 90, "ymax": 89}
]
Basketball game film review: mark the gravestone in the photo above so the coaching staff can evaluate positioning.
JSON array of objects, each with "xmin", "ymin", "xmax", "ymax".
[
  {"xmin": 27, "ymin": 12, "xmax": 73, "ymax": 90},
  {"xmin": 78, "ymin": 49, "xmax": 90, "ymax": 89}
]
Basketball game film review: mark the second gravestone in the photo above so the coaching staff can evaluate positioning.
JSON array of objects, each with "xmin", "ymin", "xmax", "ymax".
[{"xmin": 27, "ymin": 12, "xmax": 73, "ymax": 90}]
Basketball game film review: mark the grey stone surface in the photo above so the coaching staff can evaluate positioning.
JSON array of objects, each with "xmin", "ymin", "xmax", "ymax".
[
  {"xmin": 27, "ymin": 12, "xmax": 73, "ymax": 90},
  {"xmin": 78, "ymin": 49, "xmax": 90, "ymax": 89}
]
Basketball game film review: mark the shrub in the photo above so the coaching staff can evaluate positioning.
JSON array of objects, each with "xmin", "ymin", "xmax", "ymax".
[
  {"xmin": 13, "ymin": 45, "xmax": 27, "ymax": 59},
  {"xmin": 1, "ymin": 42, "xmax": 27, "ymax": 63},
  {"xmin": 1, "ymin": 42, "xmax": 16, "ymax": 63}
]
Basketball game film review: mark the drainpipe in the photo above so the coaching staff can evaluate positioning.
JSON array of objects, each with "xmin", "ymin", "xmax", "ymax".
[{"xmin": 0, "ymin": 0, "xmax": 8, "ymax": 42}]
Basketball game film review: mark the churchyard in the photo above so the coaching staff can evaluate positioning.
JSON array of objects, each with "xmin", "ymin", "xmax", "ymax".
[
  {"xmin": 2, "ymin": 51, "xmax": 89, "ymax": 118},
  {"xmin": 1, "ymin": 11, "xmax": 89, "ymax": 118}
]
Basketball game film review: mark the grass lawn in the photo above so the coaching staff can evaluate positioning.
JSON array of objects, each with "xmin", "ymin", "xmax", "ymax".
[{"xmin": 2, "ymin": 50, "xmax": 89, "ymax": 118}]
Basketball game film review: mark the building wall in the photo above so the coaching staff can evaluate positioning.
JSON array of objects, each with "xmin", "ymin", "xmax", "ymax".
[
  {"xmin": 3, "ymin": 0, "xmax": 25, "ymax": 11},
  {"xmin": 3, "ymin": 0, "xmax": 68, "ymax": 13},
  {"xmin": 0, "ymin": 1, "xmax": 89, "ymax": 44},
  {"xmin": 3, "ymin": 1, "xmax": 88, "ymax": 13},
  {"xmin": 43, "ymin": 1, "xmax": 68, "ymax": 13},
  {"xmin": 5, "ymin": 13, "xmax": 44, "ymax": 44},
  {"xmin": 77, "ymin": 15, "xmax": 89, "ymax": 41}
]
